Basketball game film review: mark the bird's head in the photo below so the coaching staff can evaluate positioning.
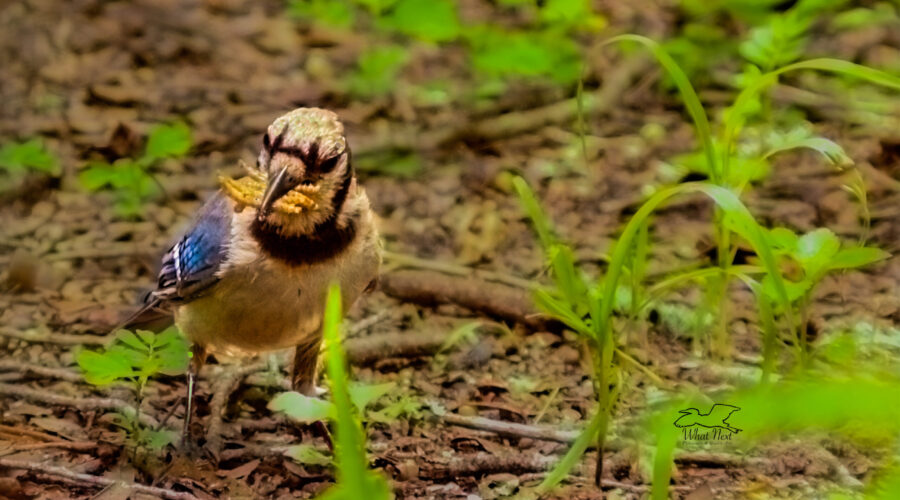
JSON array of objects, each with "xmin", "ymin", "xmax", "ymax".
[
  {"xmin": 222, "ymin": 108, "xmax": 354, "ymax": 236},
  {"xmin": 678, "ymin": 409, "xmax": 699, "ymax": 415}
]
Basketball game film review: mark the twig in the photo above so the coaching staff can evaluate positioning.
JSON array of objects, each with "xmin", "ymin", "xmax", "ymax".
[
  {"xmin": 380, "ymin": 270, "xmax": 561, "ymax": 332},
  {"xmin": 420, "ymin": 451, "xmax": 563, "ymax": 481},
  {"xmin": 0, "ymin": 457, "xmax": 197, "ymax": 500},
  {"xmin": 345, "ymin": 329, "xmax": 452, "ymax": 366},
  {"xmin": 0, "ymin": 328, "xmax": 109, "ymax": 346},
  {"xmin": 0, "ymin": 360, "xmax": 83, "ymax": 382},
  {"xmin": 0, "ymin": 383, "xmax": 158, "ymax": 427},
  {"xmin": 0, "ymin": 441, "xmax": 98, "ymax": 455},
  {"xmin": 440, "ymin": 413, "xmax": 582, "ymax": 445},
  {"xmin": 441, "ymin": 412, "xmax": 778, "ymax": 472},
  {"xmin": 347, "ymin": 310, "xmax": 392, "ymax": 337},
  {"xmin": 0, "ymin": 423, "xmax": 66, "ymax": 442}
]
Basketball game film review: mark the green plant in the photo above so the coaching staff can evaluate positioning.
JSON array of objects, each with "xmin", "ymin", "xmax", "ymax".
[
  {"xmin": 269, "ymin": 284, "xmax": 391, "ymax": 499},
  {"xmin": 464, "ymin": 26, "xmax": 582, "ymax": 85},
  {"xmin": 515, "ymin": 177, "xmax": 791, "ymax": 490},
  {"xmin": 286, "ymin": 0, "xmax": 599, "ymax": 97},
  {"xmin": 665, "ymin": 0, "xmax": 858, "ymax": 85},
  {"xmin": 79, "ymin": 122, "xmax": 192, "ymax": 218},
  {"xmin": 0, "ymin": 139, "xmax": 60, "ymax": 177},
  {"xmin": 345, "ymin": 45, "xmax": 410, "ymax": 98},
  {"xmin": 76, "ymin": 327, "xmax": 189, "ymax": 453},
  {"xmin": 514, "ymin": 30, "xmax": 900, "ymax": 490},
  {"xmin": 764, "ymin": 227, "xmax": 890, "ymax": 352}
]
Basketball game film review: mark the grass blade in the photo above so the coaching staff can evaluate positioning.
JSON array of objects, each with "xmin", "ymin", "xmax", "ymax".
[
  {"xmin": 320, "ymin": 284, "xmax": 391, "ymax": 500},
  {"xmin": 602, "ymin": 35, "xmax": 719, "ymax": 183},
  {"xmin": 512, "ymin": 176, "xmax": 556, "ymax": 251},
  {"xmin": 538, "ymin": 404, "xmax": 607, "ymax": 491}
]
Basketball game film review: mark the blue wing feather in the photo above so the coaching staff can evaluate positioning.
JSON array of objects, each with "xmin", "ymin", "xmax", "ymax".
[
  {"xmin": 158, "ymin": 192, "xmax": 231, "ymax": 302},
  {"xmin": 123, "ymin": 193, "xmax": 232, "ymax": 328}
]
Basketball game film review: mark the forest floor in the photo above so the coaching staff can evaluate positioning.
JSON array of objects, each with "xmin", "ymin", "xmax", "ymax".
[{"xmin": 1, "ymin": 0, "xmax": 900, "ymax": 499}]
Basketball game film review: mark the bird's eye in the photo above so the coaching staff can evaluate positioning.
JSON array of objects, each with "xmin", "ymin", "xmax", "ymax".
[{"xmin": 318, "ymin": 154, "xmax": 340, "ymax": 173}]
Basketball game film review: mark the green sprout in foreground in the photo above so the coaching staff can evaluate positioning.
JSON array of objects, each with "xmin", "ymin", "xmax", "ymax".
[
  {"xmin": 269, "ymin": 284, "xmax": 392, "ymax": 500},
  {"xmin": 76, "ymin": 327, "xmax": 189, "ymax": 455}
]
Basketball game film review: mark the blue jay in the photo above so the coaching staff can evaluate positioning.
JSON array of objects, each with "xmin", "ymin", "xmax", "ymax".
[{"xmin": 125, "ymin": 108, "xmax": 381, "ymax": 439}]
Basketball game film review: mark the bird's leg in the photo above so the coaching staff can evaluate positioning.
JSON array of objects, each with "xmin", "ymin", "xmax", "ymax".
[
  {"xmin": 291, "ymin": 336, "xmax": 332, "ymax": 449},
  {"xmin": 182, "ymin": 344, "xmax": 207, "ymax": 448}
]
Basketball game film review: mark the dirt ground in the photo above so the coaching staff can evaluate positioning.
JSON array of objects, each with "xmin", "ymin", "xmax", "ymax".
[{"xmin": 1, "ymin": 0, "xmax": 900, "ymax": 498}]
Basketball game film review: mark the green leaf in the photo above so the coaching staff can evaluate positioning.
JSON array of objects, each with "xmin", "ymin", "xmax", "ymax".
[
  {"xmin": 142, "ymin": 429, "xmax": 178, "ymax": 450},
  {"xmin": 353, "ymin": 0, "xmax": 398, "ymax": 15},
  {"xmin": 345, "ymin": 45, "xmax": 409, "ymax": 97},
  {"xmin": 76, "ymin": 350, "xmax": 136, "ymax": 386},
  {"xmin": 145, "ymin": 122, "xmax": 192, "ymax": 160},
  {"xmin": 764, "ymin": 136, "xmax": 853, "ymax": 168},
  {"xmin": 739, "ymin": 14, "xmax": 810, "ymax": 70},
  {"xmin": 795, "ymin": 228, "xmax": 840, "ymax": 274},
  {"xmin": 512, "ymin": 176, "xmax": 556, "ymax": 251},
  {"xmin": 355, "ymin": 151, "xmax": 422, "ymax": 178},
  {"xmin": 78, "ymin": 162, "xmax": 118, "ymax": 191},
  {"xmin": 533, "ymin": 288, "xmax": 592, "ymax": 336},
  {"xmin": 115, "ymin": 329, "xmax": 150, "ymax": 352},
  {"xmin": 549, "ymin": 244, "xmax": 585, "ymax": 308},
  {"xmin": 762, "ymin": 274, "xmax": 811, "ymax": 304},
  {"xmin": 768, "ymin": 227, "xmax": 799, "ymax": 252},
  {"xmin": 153, "ymin": 328, "xmax": 190, "ymax": 375},
  {"xmin": 380, "ymin": 0, "xmax": 460, "ymax": 42},
  {"xmin": 284, "ymin": 444, "xmax": 333, "ymax": 466},
  {"xmin": 539, "ymin": 403, "xmax": 607, "ymax": 491},
  {"xmin": 725, "ymin": 58, "xmax": 900, "ymax": 160},
  {"xmin": 288, "ymin": 0, "xmax": 355, "ymax": 28},
  {"xmin": 538, "ymin": 0, "xmax": 606, "ymax": 32},
  {"xmin": 0, "ymin": 139, "xmax": 60, "ymax": 175},
  {"xmin": 320, "ymin": 283, "xmax": 391, "ymax": 500},
  {"xmin": 368, "ymin": 394, "xmax": 423, "ymax": 423},
  {"xmin": 268, "ymin": 392, "xmax": 334, "ymax": 423},
  {"xmin": 467, "ymin": 27, "xmax": 581, "ymax": 84},
  {"xmin": 672, "ymin": 145, "xmax": 770, "ymax": 184},
  {"xmin": 348, "ymin": 382, "xmax": 395, "ymax": 414},
  {"xmin": 828, "ymin": 247, "xmax": 890, "ymax": 271}
]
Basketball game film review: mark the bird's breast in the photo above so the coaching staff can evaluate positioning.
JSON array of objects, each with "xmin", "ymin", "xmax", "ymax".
[{"xmin": 175, "ymin": 238, "xmax": 379, "ymax": 357}]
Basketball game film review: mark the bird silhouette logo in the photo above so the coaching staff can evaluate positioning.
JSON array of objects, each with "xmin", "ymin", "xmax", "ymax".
[{"xmin": 673, "ymin": 404, "xmax": 743, "ymax": 434}]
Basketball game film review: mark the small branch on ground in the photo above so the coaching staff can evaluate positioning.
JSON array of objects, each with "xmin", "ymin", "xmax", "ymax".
[
  {"xmin": 0, "ymin": 360, "xmax": 84, "ymax": 382},
  {"xmin": 0, "ymin": 441, "xmax": 98, "ymax": 455},
  {"xmin": 0, "ymin": 457, "xmax": 197, "ymax": 500},
  {"xmin": 380, "ymin": 270, "xmax": 562, "ymax": 332},
  {"xmin": 346, "ymin": 329, "xmax": 452, "ymax": 366},
  {"xmin": 0, "ymin": 383, "xmax": 158, "ymax": 428},
  {"xmin": 0, "ymin": 328, "xmax": 109, "ymax": 346},
  {"xmin": 440, "ymin": 413, "xmax": 581, "ymax": 445}
]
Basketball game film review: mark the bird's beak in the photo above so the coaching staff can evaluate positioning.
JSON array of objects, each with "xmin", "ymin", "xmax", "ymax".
[{"xmin": 259, "ymin": 167, "xmax": 295, "ymax": 219}]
